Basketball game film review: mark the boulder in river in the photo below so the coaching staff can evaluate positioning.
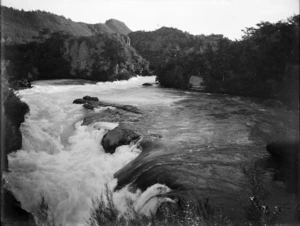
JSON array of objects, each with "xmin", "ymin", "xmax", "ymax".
[
  {"xmin": 101, "ymin": 125, "xmax": 140, "ymax": 154},
  {"xmin": 83, "ymin": 96, "xmax": 99, "ymax": 101},
  {"xmin": 73, "ymin": 98, "xmax": 86, "ymax": 104},
  {"xmin": 142, "ymin": 83, "xmax": 153, "ymax": 87}
]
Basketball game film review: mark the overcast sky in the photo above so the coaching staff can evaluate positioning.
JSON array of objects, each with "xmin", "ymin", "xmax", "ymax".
[{"xmin": 2, "ymin": 0, "xmax": 299, "ymax": 40}]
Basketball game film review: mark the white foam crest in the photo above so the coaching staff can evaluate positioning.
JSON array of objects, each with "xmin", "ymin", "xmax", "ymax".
[
  {"xmin": 19, "ymin": 75, "xmax": 186, "ymax": 107},
  {"xmin": 4, "ymin": 120, "xmax": 143, "ymax": 225},
  {"xmin": 26, "ymin": 76, "xmax": 156, "ymax": 95},
  {"xmin": 112, "ymin": 184, "xmax": 173, "ymax": 217}
]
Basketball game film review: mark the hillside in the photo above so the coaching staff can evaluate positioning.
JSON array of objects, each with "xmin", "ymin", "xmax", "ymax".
[
  {"xmin": 1, "ymin": 6, "xmax": 132, "ymax": 43},
  {"xmin": 129, "ymin": 27, "xmax": 224, "ymax": 71},
  {"xmin": 155, "ymin": 15, "xmax": 299, "ymax": 108}
]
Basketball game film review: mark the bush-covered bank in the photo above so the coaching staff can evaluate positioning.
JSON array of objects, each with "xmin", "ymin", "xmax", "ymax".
[
  {"xmin": 4, "ymin": 31, "xmax": 150, "ymax": 84},
  {"xmin": 146, "ymin": 15, "xmax": 299, "ymax": 108}
]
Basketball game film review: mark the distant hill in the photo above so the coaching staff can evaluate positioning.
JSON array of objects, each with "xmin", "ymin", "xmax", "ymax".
[
  {"xmin": 1, "ymin": 6, "xmax": 132, "ymax": 43},
  {"xmin": 129, "ymin": 27, "xmax": 224, "ymax": 71}
]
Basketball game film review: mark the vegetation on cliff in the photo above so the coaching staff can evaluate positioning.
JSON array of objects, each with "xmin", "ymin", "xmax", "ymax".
[
  {"xmin": 4, "ymin": 31, "xmax": 150, "ymax": 82},
  {"xmin": 145, "ymin": 15, "xmax": 299, "ymax": 108},
  {"xmin": 1, "ymin": 6, "xmax": 132, "ymax": 43}
]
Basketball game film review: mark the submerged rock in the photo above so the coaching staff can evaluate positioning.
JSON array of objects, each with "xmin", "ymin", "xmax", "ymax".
[
  {"xmin": 266, "ymin": 140, "xmax": 299, "ymax": 193},
  {"xmin": 82, "ymin": 109, "xmax": 142, "ymax": 126},
  {"xmin": 102, "ymin": 125, "xmax": 140, "ymax": 154},
  {"xmin": 139, "ymin": 133, "xmax": 163, "ymax": 150}
]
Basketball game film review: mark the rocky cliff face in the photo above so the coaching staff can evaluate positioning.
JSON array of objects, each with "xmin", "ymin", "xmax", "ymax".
[
  {"xmin": 1, "ymin": 62, "xmax": 30, "ymax": 172},
  {"xmin": 63, "ymin": 33, "xmax": 149, "ymax": 80},
  {"xmin": 4, "ymin": 33, "xmax": 150, "ymax": 82}
]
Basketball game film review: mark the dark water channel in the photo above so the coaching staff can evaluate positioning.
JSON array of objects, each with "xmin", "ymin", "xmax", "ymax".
[{"xmin": 115, "ymin": 88, "xmax": 299, "ymax": 222}]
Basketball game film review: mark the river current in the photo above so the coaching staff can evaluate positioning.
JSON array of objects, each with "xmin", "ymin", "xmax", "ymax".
[{"xmin": 3, "ymin": 76, "xmax": 299, "ymax": 225}]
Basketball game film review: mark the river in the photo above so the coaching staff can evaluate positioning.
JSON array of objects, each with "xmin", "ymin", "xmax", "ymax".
[{"xmin": 3, "ymin": 76, "xmax": 299, "ymax": 225}]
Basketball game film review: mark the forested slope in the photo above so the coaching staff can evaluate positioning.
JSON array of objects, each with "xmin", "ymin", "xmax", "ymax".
[{"xmin": 1, "ymin": 6, "xmax": 131, "ymax": 43}]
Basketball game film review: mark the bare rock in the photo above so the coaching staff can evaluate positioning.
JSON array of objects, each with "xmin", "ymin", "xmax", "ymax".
[
  {"xmin": 102, "ymin": 125, "xmax": 140, "ymax": 154},
  {"xmin": 143, "ymin": 83, "xmax": 153, "ymax": 87},
  {"xmin": 73, "ymin": 98, "xmax": 86, "ymax": 104},
  {"xmin": 83, "ymin": 103, "xmax": 95, "ymax": 110},
  {"xmin": 83, "ymin": 96, "xmax": 99, "ymax": 101}
]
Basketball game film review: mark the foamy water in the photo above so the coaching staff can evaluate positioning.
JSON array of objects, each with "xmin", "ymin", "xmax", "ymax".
[{"xmin": 3, "ymin": 76, "xmax": 180, "ymax": 225}]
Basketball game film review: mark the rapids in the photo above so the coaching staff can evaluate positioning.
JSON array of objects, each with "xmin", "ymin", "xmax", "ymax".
[{"xmin": 3, "ymin": 76, "xmax": 299, "ymax": 225}]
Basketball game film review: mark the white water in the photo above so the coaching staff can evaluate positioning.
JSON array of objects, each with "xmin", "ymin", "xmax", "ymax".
[{"xmin": 3, "ymin": 76, "xmax": 181, "ymax": 226}]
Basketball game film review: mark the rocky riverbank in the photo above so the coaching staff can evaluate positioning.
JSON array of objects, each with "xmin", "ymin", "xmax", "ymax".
[{"xmin": 1, "ymin": 73, "xmax": 36, "ymax": 225}]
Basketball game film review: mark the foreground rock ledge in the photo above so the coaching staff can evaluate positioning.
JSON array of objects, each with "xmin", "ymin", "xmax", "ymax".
[
  {"xmin": 102, "ymin": 125, "xmax": 140, "ymax": 154},
  {"xmin": 73, "ymin": 96, "xmax": 142, "ymax": 114}
]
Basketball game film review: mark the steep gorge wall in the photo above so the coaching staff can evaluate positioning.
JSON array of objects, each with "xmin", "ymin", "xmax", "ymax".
[
  {"xmin": 4, "ymin": 33, "xmax": 150, "ymax": 82},
  {"xmin": 63, "ymin": 34, "xmax": 150, "ymax": 80}
]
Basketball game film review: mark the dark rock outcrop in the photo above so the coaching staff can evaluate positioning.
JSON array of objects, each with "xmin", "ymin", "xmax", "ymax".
[
  {"xmin": 73, "ymin": 98, "xmax": 86, "ymax": 104},
  {"xmin": 83, "ymin": 96, "xmax": 99, "ymax": 101},
  {"xmin": 101, "ymin": 125, "xmax": 140, "ymax": 154},
  {"xmin": 83, "ymin": 103, "xmax": 95, "ymax": 110},
  {"xmin": 1, "ymin": 70, "xmax": 34, "ymax": 225},
  {"xmin": 266, "ymin": 140, "xmax": 300, "ymax": 193},
  {"xmin": 2, "ymin": 89, "xmax": 30, "ymax": 172}
]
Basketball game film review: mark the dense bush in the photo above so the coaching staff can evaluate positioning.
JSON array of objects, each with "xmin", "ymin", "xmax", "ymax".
[
  {"xmin": 154, "ymin": 15, "xmax": 299, "ymax": 108},
  {"xmin": 129, "ymin": 27, "xmax": 223, "ymax": 72}
]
